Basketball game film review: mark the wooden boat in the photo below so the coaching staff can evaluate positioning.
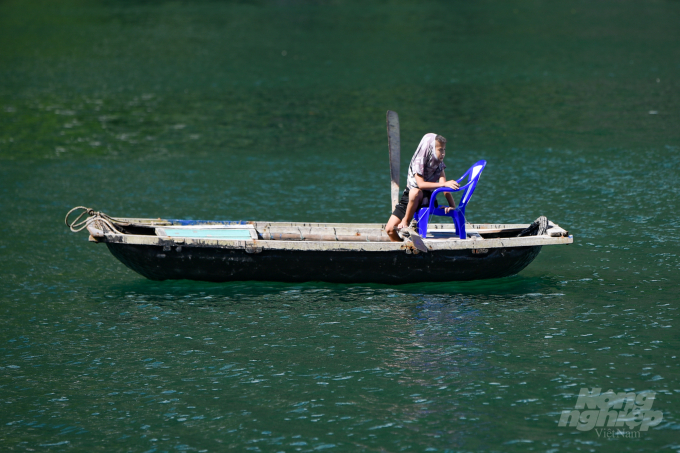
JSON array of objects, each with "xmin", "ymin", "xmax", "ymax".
[
  {"xmin": 65, "ymin": 112, "xmax": 572, "ymax": 284},
  {"xmin": 65, "ymin": 208, "xmax": 572, "ymax": 284}
]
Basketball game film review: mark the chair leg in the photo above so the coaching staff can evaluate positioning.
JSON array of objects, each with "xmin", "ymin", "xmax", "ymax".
[
  {"xmin": 454, "ymin": 211, "xmax": 466, "ymax": 239},
  {"xmin": 417, "ymin": 210, "xmax": 429, "ymax": 237}
]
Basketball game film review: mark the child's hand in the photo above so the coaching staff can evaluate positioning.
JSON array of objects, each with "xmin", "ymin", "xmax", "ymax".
[
  {"xmin": 443, "ymin": 180, "xmax": 460, "ymax": 190},
  {"xmin": 443, "ymin": 207, "xmax": 456, "ymax": 214}
]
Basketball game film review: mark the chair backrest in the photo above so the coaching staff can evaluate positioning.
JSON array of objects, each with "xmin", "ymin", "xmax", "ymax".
[{"xmin": 457, "ymin": 160, "xmax": 487, "ymax": 211}]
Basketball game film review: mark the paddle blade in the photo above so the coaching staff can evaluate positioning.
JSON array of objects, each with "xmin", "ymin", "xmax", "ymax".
[{"xmin": 386, "ymin": 110, "xmax": 400, "ymax": 212}]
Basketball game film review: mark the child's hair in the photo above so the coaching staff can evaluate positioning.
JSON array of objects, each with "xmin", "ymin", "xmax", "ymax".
[{"xmin": 435, "ymin": 135, "xmax": 447, "ymax": 145}]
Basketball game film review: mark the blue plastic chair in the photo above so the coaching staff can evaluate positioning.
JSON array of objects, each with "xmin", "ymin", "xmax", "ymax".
[{"xmin": 414, "ymin": 160, "xmax": 487, "ymax": 239}]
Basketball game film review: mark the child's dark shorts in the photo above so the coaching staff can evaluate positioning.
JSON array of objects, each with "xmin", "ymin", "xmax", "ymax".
[{"xmin": 391, "ymin": 188, "xmax": 438, "ymax": 220}]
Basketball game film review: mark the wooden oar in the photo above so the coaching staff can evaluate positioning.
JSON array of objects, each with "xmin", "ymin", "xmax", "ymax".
[
  {"xmin": 386, "ymin": 110, "xmax": 400, "ymax": 212},
  {"xmin": 386, "ymin": 111, "xmax": 427, "ymax": 252}
]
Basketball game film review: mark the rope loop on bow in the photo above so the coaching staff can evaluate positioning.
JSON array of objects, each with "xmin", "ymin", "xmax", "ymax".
[{"xmin": 65, "ymin": 206, "xmax": 124, "ymax": 234}]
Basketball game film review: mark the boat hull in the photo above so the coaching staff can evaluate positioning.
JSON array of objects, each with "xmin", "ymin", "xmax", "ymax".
[{"xmin": 106, "ymin": 242, "xmax": 542, "ymax": 284}]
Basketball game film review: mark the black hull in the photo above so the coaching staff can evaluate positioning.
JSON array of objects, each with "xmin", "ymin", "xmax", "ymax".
[{"xmin": 106, "ymin": 243, "xmax": 542, "ymax": 284}]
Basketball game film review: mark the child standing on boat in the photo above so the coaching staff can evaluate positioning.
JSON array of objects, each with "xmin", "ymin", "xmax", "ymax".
[{"xmin": 385, "ymin": 133, "xmax": 459, "ymax": 242}]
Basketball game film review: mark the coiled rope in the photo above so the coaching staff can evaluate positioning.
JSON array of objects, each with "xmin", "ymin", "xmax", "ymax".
[{"xmin": 65, "ymin": 206, "xmax": 125, "ymax": 235}]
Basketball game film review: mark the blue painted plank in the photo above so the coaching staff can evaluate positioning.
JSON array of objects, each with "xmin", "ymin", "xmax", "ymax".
[
  {"xmin": 167, "ymin": 219, "xmax": 249, "ymax": 226},
  {"xmin": 163, "ymin": 228, "xmax": 253, "ymax": 240}
]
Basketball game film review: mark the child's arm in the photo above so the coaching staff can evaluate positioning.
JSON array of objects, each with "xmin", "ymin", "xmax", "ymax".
[
  {"xmin": 414, "ymin": 173, "xmax": 459, "ymax": 191},
  {"xmin": 414, "ymin": 173, "xmax": 459, "ymax": 214}
]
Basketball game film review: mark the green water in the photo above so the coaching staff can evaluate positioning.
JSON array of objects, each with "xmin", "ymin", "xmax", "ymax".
[{"xmin": 1, "ymin": 0, "xmax": 679, "ymax": 451}]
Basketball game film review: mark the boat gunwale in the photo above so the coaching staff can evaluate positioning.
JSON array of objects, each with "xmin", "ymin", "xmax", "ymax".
[
  {"xmin": 90, "ymin": 230, "xmax": 572, "ymax": 252},
  {"xmin": 86, "ymin": 215, "xmax": 572, "ymax": 252}
]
